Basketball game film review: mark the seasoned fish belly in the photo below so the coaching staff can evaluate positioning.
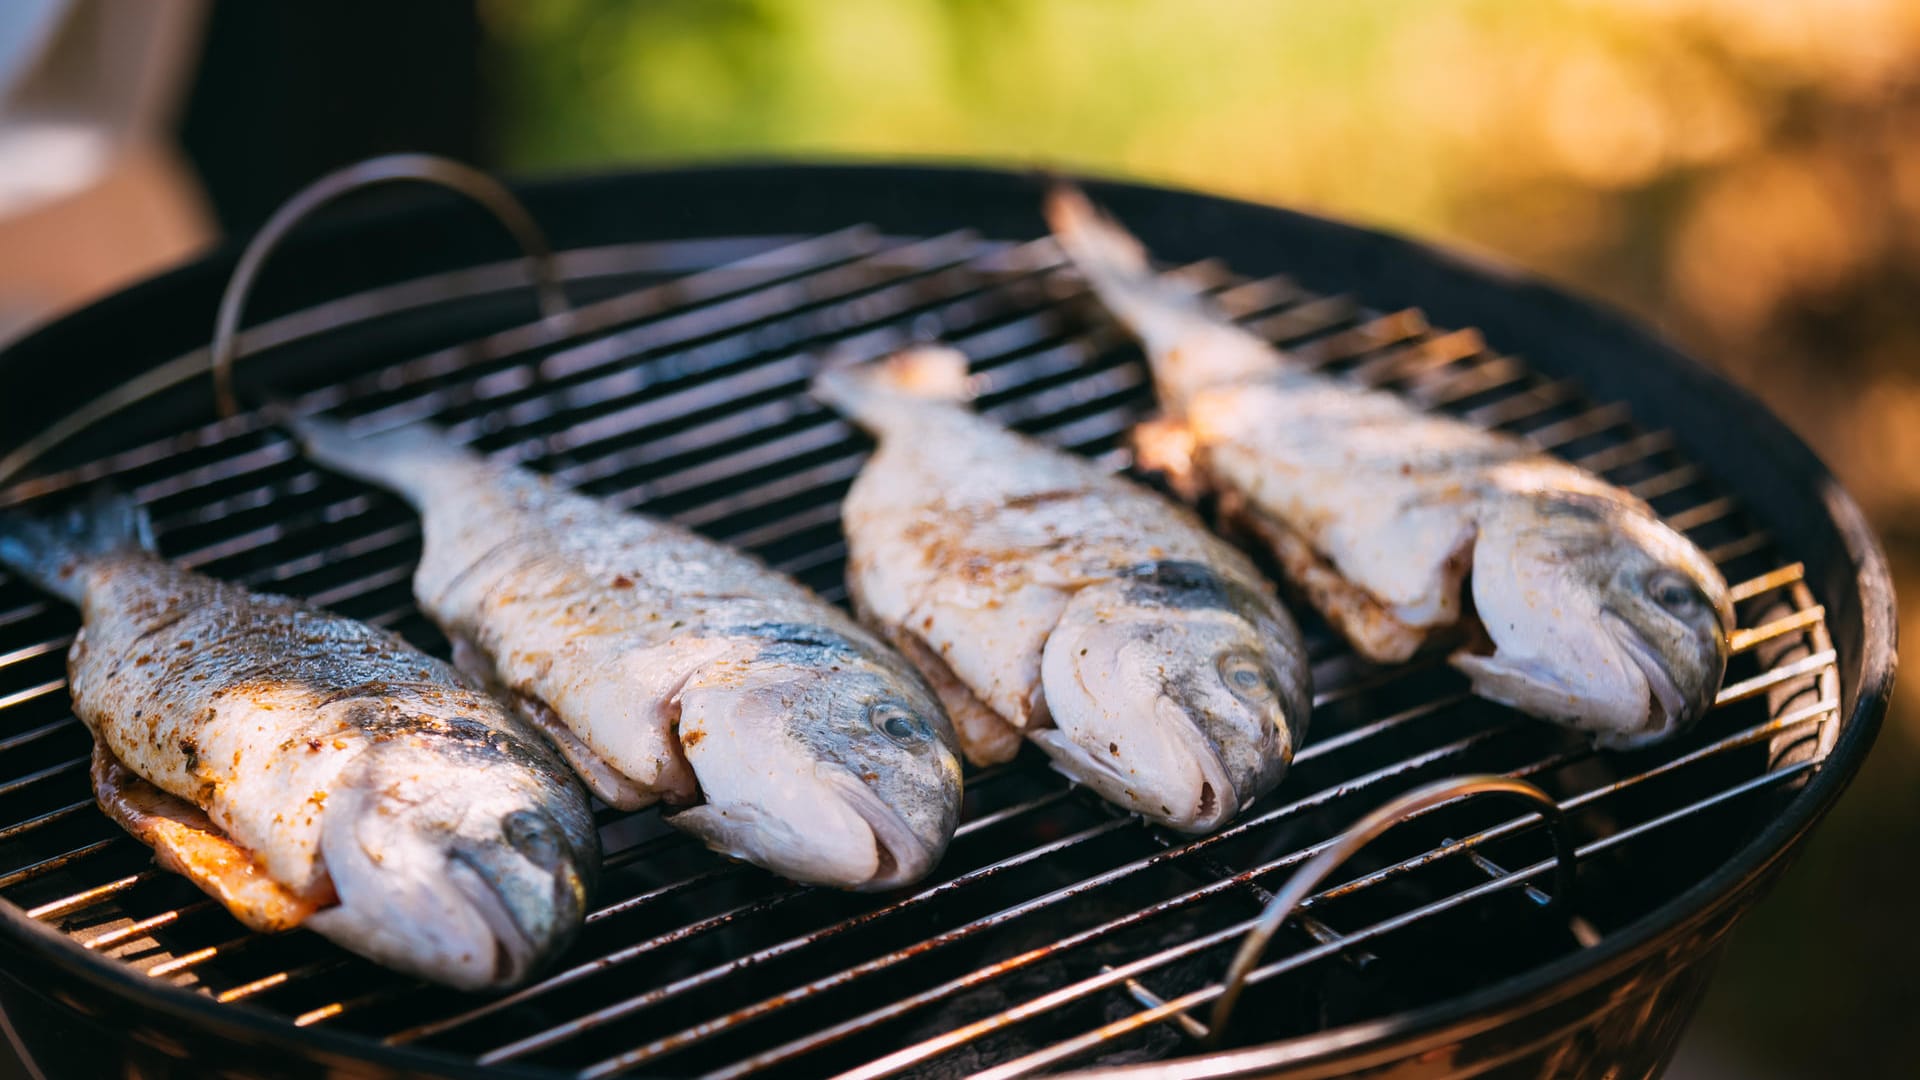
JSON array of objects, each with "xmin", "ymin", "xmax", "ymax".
[
  {"xmin": 0, "ymin": 494, "xmax": 597, "ymax": 990},
  {"xmin": 290, "ymin": 417, "xmax": 962, "ymax": 891},
  {"xmin": 1046, "ymin": 185, "xmax": 1732, "ymax": 747},
  {"xmin": 815, "ymin": 347, "xmax": 1311, "ymax": 833}
]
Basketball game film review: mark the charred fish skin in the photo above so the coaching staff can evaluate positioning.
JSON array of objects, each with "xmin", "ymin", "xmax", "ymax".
[
  {"xmin": 1044, "ymin": 185, "xmax": 1733, "ymax": 747},
  {"xmin": 814, "ymin": 346, "xmax": 1310, "ymax": 834},
  {"xmin": 0, "ymin": 493, "xmax": 597, "ymax": 990},
  {"xmin": 288, "ymin": 417, "xmax": 962, "ymax": 891}
]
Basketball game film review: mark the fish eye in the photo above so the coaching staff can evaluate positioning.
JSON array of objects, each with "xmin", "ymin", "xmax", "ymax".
[
  {"xmin": 1646, "ymin": 569, "xmax": 1704, "ymax": 617},
  {"xmin": 870, "ymin": 703, "xmax": 928, "ymax": 744},
  {"xmin": 1217, "ymin": 652, "xmax": 1276, "ymax": 703}
]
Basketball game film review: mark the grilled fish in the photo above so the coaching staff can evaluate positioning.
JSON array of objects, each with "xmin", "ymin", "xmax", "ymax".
[
  {"xmin": 289, "ymin": 417, "xmax": 962, "ymax": 890},
  {"xmin": 1045, "ymin": 185, "xmax": 1732, "ymax": 747},
  {"xmin": 0, "ymin": 494, "xmax": 596, "ymax": 989},
  {"xmin": 814, "ymin": 347, "xmax": 1310, "ymax": 833}
]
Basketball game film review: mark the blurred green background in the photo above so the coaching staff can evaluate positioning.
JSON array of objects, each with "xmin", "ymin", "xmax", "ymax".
[{"xmin": 478, "ymin": 2, "xmax": 1919, "ymax": 1076}]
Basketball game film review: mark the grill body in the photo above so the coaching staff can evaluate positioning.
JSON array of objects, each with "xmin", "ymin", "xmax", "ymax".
[{"xmin": 0, "ymin": 164, "xmax": 1892, "ymax": 1079}]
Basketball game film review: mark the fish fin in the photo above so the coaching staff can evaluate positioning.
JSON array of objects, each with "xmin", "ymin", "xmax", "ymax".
[
  {"xmin": 811, "ymin": 346, "xmax": 975, "ymax": 428},
  {"xmin": 0, "ymin": 489, "xmax": 155, "ymax": 603},
  {"xmin": 90, "ymin": 743, "xmax": 327, "ymax": 933},
  {"xmin": 278, "ymin": 412, "xmax": 478, "ymax": 505},
  {"xmin": 444, "ymin": 631, "xmax": 659, "ymax": 810},
  {"xmin": 1222, "ymin": 493, "xmax": 1428, "ymax": 664},
  {"xmin": 512, "ymin": 689, "xmax": 655, "ymax": 810},
  {"xmin": 876, "ymin": 622, "xmax": 1023, "ymax": 766}
]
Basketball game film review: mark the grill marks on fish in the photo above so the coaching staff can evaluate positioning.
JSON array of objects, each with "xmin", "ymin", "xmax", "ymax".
[
  {"xmin": 814, "ymin": 347, "xmax": 1310, "ymax": 833},
  {"xmin": 289, "ymin": 416, "xmax": 962, "ymax": 891},
  {"xmin": 1045, "ymin": 183, "xmax": 1733, "ymax": 746}
]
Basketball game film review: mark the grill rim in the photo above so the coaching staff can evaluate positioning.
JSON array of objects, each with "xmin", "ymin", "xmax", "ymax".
[{"xmin": 0, "ymin": 161, "xmax": 1894, "ymax": 1078}]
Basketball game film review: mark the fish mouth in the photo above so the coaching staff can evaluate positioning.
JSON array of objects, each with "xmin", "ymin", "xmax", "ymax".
[
  {"xmin": 816, "ymin": 767, "xmax": 936, "ymax": 891},
  {"xmin": 1449, "ymin": 617, "xmax": 1689, "ymax": 749},
  {"xmin": 1162, "ymin": 695, "xmax": 1240, "ymax": 832},
  {"xmin": 446, "ymin": 843, "xmax": 583, "ymax": 987},
  {"xmin": 663, "ymin": 763, "xmax": 938, "ymax": 892},
  {"xmin": 1029, "ymin": 695, "xmax": 1238, "ymax": 834},
  {"xmin": 1149, "ymin": 695, "xmax": 1239, "ymax": 832},
  {"xmin": 1601, "ymin": 612, "xmax": 1691, "ymax": 746}
]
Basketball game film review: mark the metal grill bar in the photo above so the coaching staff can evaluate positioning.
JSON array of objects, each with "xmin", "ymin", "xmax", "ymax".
[
  {"xmin": 1307, "ymin": 697, "xmax": 1837, "ymax": 908},
  {"xmin": 1729, "ymin": 562, "xmax": 1807, "ymax": 602},
  {"xmin": 0, "ymin": 800, "xmax": 91, "ymax": 845},
  {"xmin": 216, "ymin": 961, "xmax": 345, "ymax": 1005},
  {"xmin": 22, "ymin": 873, "xmax": 155, "ymax": 921},
  {"xmin": 953, "ymin": 760, "xmax": 1819, "ymax": 1080},
  {"xmin": 0, "ymin": 231, "xmax": 888, "ymax": 506},
  {"xmin": 0, "ymin": 229, "xmax": 1840, "ymax": 1080},
  {"xmin": 1730, "ymin": 606, "xmax": 1825, "ymax": 653},
  {"xmin": 145, "ymin": 937, "xmax": 249, "ymax": 980},
  {"xmin": 82, "ymin": 900, "xmax": 217, "ymax": 952}
]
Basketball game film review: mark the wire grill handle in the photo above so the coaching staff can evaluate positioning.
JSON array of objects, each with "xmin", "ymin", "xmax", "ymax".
[
  {"xmin": 1207, "ymin": 774, "xmax": 1580, "ymax": 1044},
  {"xmin": 210, "ymin": 153, "xmax": 570, "ymax": 418}
]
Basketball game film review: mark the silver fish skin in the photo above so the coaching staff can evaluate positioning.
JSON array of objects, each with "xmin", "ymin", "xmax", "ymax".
[
  {"xmin": 0, "ymin": 494, "xmax": 596, "ymax": 990},
  {"xmin": 1045, "ymin": 185, "xmax": 1733, "ymax": 747},
  {"xmin": 813, "ymin": 347, "xmax": 1310, "ymax": 834},
  {"xmin": 289, "ymin": 417, "xmax": 962, "ymax": 891}
]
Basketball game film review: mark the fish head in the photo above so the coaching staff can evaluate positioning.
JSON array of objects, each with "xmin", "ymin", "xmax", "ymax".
[
  {"xmin": 1457, "ymin": 492, "xmax": 1732, "ymax": 747},
  {"xmin": 313, "ymin": 717, "xmax": 597, "ymax": 990},
  {"xmin": 1037, "ymin": 561, "xmax": 1309, "ymax": 833},
  {"xmin": 669, "ymin": 624, "xmax": 963, "ymax": 891}
]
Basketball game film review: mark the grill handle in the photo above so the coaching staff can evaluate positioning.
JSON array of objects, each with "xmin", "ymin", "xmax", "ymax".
[
  {"xmin": 1206, "ymin": 774, "xmax": 1579, "ymax": 1045},
  {"xmin": 210, "ymin": 153, "xmax": 570, "ymax": 417}
]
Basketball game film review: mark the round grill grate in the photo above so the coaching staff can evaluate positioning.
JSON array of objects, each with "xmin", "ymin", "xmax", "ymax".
[{"xmin": 0, "ymin": 166, "xmax": 1872, "ymax": 1080}]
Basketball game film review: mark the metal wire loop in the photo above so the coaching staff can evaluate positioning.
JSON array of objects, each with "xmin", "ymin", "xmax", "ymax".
[
  {"xmin": 209, "ymin": 153, "xmax": 569, "ymax": 418},
  {"xmin": 1206, "ymin": 774, "xmax": 1579, "ymax": 1044}
]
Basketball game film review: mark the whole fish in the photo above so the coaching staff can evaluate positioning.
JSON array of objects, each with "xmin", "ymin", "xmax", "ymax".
[
  {"xmin": 813, "ymin": 347, "xmax": 1311, "ymax": 833},
  {"xmin": 0, "ymin": 494, "xmax": 596, "ymax": 990},
  {"xmin": 1045, "ymin": 185, "xmax": 1732, "ymax": 747},
  {"xmin": 289, "ymin": 416, "xmax": 962, "ymax": 890}
]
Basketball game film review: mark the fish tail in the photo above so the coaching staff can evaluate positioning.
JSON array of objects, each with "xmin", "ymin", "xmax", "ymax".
[
  {"xmin": 0, "ymin": 489, "xmax": 156, "ymax": 602},
  {"xmin": 1043, "ymin": 182, "xmax": 1154, "ymax": 285},
  {"xmin": 1045, "ymin": 181, "xmax": 1286, "ymax": 399},
  {"xmin": 1045, "ymin": 181, "xmax": 1190, "ymax": 346},
  {"xmin": 278, "ymin": 410, "xmax": 477, "ymax": 506},
  {"xmin": 811, "ymin": 345, "xmax": 974, "ymax": 430}
]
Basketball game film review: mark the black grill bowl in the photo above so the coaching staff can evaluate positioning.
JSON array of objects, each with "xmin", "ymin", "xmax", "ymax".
[{"xmin": 0, "ymin": 163, "xmax": 1893, "ymax": 1080}]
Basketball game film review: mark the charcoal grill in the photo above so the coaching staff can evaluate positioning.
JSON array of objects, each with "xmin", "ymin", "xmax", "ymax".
[{"xmin": 0, "ymin": 161, "xmax": 1892, "ymax": 1079}]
